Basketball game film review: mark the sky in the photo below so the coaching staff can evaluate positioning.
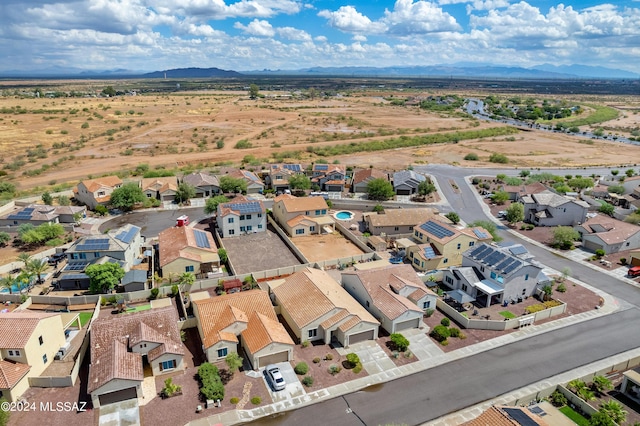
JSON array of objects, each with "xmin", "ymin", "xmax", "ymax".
[{"xmin": 0, "ymin": 0, "xmax": 639, "ymax": 74}]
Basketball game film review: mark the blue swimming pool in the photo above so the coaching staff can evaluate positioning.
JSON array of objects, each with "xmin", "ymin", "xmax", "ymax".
[
  {"xmin": 0, "ymin": 284, "xmax": 22, "ymax": 294},
  {"xmin": 334, "ymin": 211, "xmax": 354, "ymax": 220}
]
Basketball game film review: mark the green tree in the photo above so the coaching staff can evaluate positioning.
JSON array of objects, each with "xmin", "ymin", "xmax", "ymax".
[
  {"xmin": 178, "ymin": 272, "xmax": 195, "ymax": 286},
  {"xmin": 0, "ymin": 182, "xmax": 16, "ymax": 195},
  {"xmin": 593, "ymin": 127, "xmax": 605, "ymax": 137},
  {"xmin": 505, "ymin": 202, "xmax": 524, "ymax": 224},
  {"xmin": 373, "ymin": 204, "xmax": 384, "ymax": 213},
  {"xmin": 57, "ymin": 195, "xmax": 70, "ymax": 206},
  {"xmin": 219, "ymin": 176, "xmax": 247, "ymax": 194},
  {"xmin": 0, "ymin": 232, "xmax": 10, "ymax": 247},
  {"xmin": 519, "ymin": 170, "xmax": 531, "ymax": 178},
  {"xmin": 217, "ymin": 248, "xmax": 228, "ymax": 264},
  {"xmin": 463, "ymin": 153, "xmax": 479, "ymax": 161},
  {"xmin": 589, "ymin": 411, "xmax": 615, "ymax": 426},
  {"xmin": 102, "ymin": 86, "xmax": 116, "ymax": 97},
  {"xmin": 567, "ymin": 177, "xmax": 594, "ymax": 190},
  {"xmin": 552, "ymin": 226, "xmax": 580, "ymax": 250},
  {"xmin": 42, "ymin": 191, "xmax": 53, "ymax": 205},
  {"xmin": 390, "ymin": 333, "xmax": 410, "ymax": 351},
  {"xmin": 366, "ymin": 178, "xmax": 395, "ymax": 201},
  {"xmin": 444, "ymin": 212, "xmax": 460, "ymax": 224},
  {"xmin": 418, "ymin": 180, "xmax": 436, "ymax": 196},
  {"xmin": 598, "ymin": 202, "xmax": 615, "ymax": 217},
  {"xmin": 625, "ymin": 168, "xmax": 635, "ymax": 177},
  {"xmin": 225, "ymin": 352, "xmax": 243, "ymax": 374},
  {"xmin": 0, "ymin": 397, "xmax": 10, "ymax": 425},
  {"xmin": 288, "ymin": 174, "xmax": 311, "ymax": 191},
  {"xmin": 430, "ymin": 325, "xmax": 450, "ymax": 342},
  {"xmin": 0, "ymin": 276, "xmax": 15, "ymax": 295},
  {"xmin": 110, "ymin": 182, "xmax": 145, "ymax": 211},
  {"xmin": 470, "ymin": 220, "xmax": 501, "ymax": 242},
  {"xmin": 20, "ymin": 229, "xmax": 46, "ymax": 245},
  {"xmin": 175, "ymin": 182, "xmax": 196, "ymax": 204},
  {"xmin": 491, "ymin": 190, "xmax": 509, "ymax": 205},
  {"xmin": 26, "ymin": 258, "xmax": 48, "ymax": 284},
  {"xmin": 17, "ymin": 252, "xmax": 32, "ymax": 269},
  {"xmin": 248, "ymin": 83, "xmax": 260, "ymax": 99},
  {"xmin": 37, "ymin": 223, "xmax": 64, "ymax": 241},
  {"xmin": 598, "ymin": 400, "xmax": 627, "ymax": 425},
  {"xmin": 85, "ymin": 262, "xmax": 125, "ymax": 294},
  {"xmin": 611, "ymin": 169, "xmax": 619, "ymax": 176},
  {"xmin": 204, "ymin": 195, "xmax": 229, "ymax": 215},
  {"xmin": 608, "ymin": 185, "xmax": 624, "ymax": 195}
]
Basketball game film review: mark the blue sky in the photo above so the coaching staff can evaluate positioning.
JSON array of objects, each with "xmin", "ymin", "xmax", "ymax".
[{"xmin": 0, "ymin": 0, "xmax": 638, "ymax": 73}]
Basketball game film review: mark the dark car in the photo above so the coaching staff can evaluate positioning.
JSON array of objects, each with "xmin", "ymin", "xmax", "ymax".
[{"xmin": 48, "ymin": 252, "xmax": 67, "ymax": 265}]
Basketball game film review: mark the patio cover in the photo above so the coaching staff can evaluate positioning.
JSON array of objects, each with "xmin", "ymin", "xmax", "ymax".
[
  {"xmin": 474, "ymin": 279, "xmax": 504, "ymax": 295},
  {"xmin": 395, "ymin": 238, "xmax": 416, "ymax": 249},
  {"xmin": 446, "ymin": 289, "xmax": 475, "ymax": 304}
]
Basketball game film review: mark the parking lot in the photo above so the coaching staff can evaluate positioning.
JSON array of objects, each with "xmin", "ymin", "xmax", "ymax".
[{"xmin": 221, "ymin": 225, "xmax": 302, "ymax": 275}]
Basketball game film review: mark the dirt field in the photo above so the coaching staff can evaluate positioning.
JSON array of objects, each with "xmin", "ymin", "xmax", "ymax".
[
  {"xmin": 1, "ymin": 86, "xmax": 639, "ymax": 194},
  {"xmin": 293, "ymin": 232, "xmax": 364, "ymax": 263}
]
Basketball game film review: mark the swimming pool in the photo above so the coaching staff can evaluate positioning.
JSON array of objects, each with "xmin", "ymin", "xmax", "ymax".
[{"xmin": 334, "ymin": 210, "xmax": 355, "ymax": 221}]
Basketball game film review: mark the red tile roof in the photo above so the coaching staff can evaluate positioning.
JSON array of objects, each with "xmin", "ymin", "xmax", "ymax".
[
  {"xmin": 0, "ymin": 312, "xmax": 59, "ymax": 348},
  {"xmin": 0, "ymin": 360, "xmax": 30, "ymax": 389}
]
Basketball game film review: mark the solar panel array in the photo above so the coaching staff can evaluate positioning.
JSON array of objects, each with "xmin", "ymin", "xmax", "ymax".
[
  {"xmin": 76, "ymin": 238, "xmax": 110, "ymax": 251},
  {"xmin": 503, "ymin": 408, "xmax": 539, "ymax": 426},
  {"xmin": 223, "ymin": 201, "xmax": 262, "ymax": 214},
  {"xmin": 65, "ymin": 262, "xmax": 90, "ymax": 271},
  {"xmin": 423, "ymin": 246, "xmax": 436, "ymax": 259},
  {"xmin": 503, "ymin": 260, "xmax": 522, "ymax": 275},
  {"xmin": 115, "ymin": 226, "xmax": 139, "ymax": 244},
  {"xmin": 509, "ymin": 245, "xmax": 528, "ymax": 256},
  {"xmin": 484, "ymin": 250, "xmax": 506, "ymax": 266},
  {"xmin": 7, "ymin": 207, "xmax": 35, "ymax": 220},
  {"xmin": 469, "ymin": 244, "xmax": 491, "ymax": 259},
  {"xmin": 283, "ymin": 164, "xmax": 302, "ymax": 172},
  {"xmin": 420, "ymin": 221, "xmax": 455, "ymax": 239},
  {"xmin": 315, "ymin": 164, "xmax": 329, "ymax": 171},
  {"xmin": 473, "ymin": 229, "xmax": 489, "ymax": 239},
  {"xmin": 194, "ymin": 230, "xmax": 211, "ymax": 248}
]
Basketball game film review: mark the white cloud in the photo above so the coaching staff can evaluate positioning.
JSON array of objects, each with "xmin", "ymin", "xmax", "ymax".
[
  {"xmin": 234, "ymin": 19, "xmax": 275, "ymax": 36},
  {"xmin": 381, "ymin": 0, "xmax": 462, "ymax": 34},
  {"xmin": 318, "ymin": 5, "xmax": 385, "ymax": 33},
  {"xmin": 277, "ymin": 26, "xmax": 312, "ymax": 41},
  {"xmin": 352, "ymin": 34, "xmax": 367, "ymax": 42}
]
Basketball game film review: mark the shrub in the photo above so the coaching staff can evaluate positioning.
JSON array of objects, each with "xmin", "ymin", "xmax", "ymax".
[
  {"xmin": 595, "ymin": 249, "xmax": 606, "ymax": 258},
  {"xmin": 549, "ymin": 390, "xmax": 567, "ymax": 407},
  {"xmin": 302, "ymin": 376, "xmax": 314, "ymax": 387},
  {"xmin": 425, "ymin": 308, "xmax": 435, "ymax": 318},
  {"xmin": 440, "ymin": 317, "xmax": 450, "ymax": 327},
  {"xmin": 149, "ymin": 288, "xmax": 159, "ymax": 299},
  {"xmin": 556, "ymin": 283, "xmax": 567, "ymax": 293},
  {"xmin": 171, "ymin": 284, "xmax": 179, "ymax": 297},
  {"xmin": 301, "ymin": 340, "xmax": 310, "ymax": 348},
  {"xmin": 294, "ymin": 362, "xmax": 309, "ymax": 375},
  {"xmin": 328, "ymin": 364, "xmax": 341, "ymax": 375},
  {"xmin": 251, "ymin": 396, "xmax": 261, "ymax": 405},
  {"xmin": 390, "ymin": 333, "xmax": 410, "ymax": 352},
  {"xmin": 353, "ymin": 363, "xmax": 363, "ymax": 373},
  {"xmin": 449, "ymin": 327, "xmax": 461, "ymax": 338},
  {"xmin": 313, "ymin": 357, "xmax": 321, "ymax": 364},
  {"xmin": 162, "ymin": 377, "xmax": 182, "ymax": 397},
  {"xmin": 324, "ymin": 353, "xmax": 333, "ymax": 361},
  {"xmin": 234, "ymin": 139, "xmax": 253, "ymax": 149},
  {"xmin": 464, "ymin": 153, "xmax": 479, "ymax": 161},
  {"xmin": 525, "ymin": 304, "xmax": 545, "ymax": 314},
  {"xmin": 198, "ymin": 363, "xmax": 224, "ymax": 401},
  {"xmin": 489, "ymin": 153, "xmax": 509, "ymax": 164},
  {"xmin": 94, "ymin": 205, "xmax": 108, "ymax": 216},
  {"xmin": 430, "ymin": 325, "xmax": 450, "ymax": 342},
  {"xmin": 620, "ymin": 258, "xmax": 627, "ymax": 265},
  {"xmin": 230, "ymin": 397, "xmax": 239, "ymax": 404},
  {"xmin": 346, "ymin": 353, "xmax": 360, "ymax": 368}
]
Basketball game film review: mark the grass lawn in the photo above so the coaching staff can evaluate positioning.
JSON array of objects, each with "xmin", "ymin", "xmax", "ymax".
[
  {"xmin": 78, "ymin": 312, "xmax": 93, "ymax": 327},
  {"xmin": 499, "ymin": 310, "xmax": 516, "ymax": 319},
  {"xmin": 126, "ymin": 304, "xmax": 151, "ymax": 313},
  {"xmin": 559, "ymin": 406, "xmax": 590, "ymax": 426}
]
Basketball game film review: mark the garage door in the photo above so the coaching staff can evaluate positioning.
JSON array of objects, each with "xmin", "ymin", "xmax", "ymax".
[
  {"xmin": 256, "ymin": 351, "xmax": 289, "ymax": 369},
  {"xmin": 348, "ymin": 329, "xmax": 374, "ymax": 345},
  {"xmin": 395, "ymin": 318, "xmax": 419, "ymax": 331},
  {"xmin": 396, "ymin": 189, "xmax": 411, "ymax": 196},
  {"xmin": 583, "ymin": 240, "xmax": 603, "ymax": 253},
  {"xmin": 98, "ymin": 387, "xmax": 137, "ymax": 406}
]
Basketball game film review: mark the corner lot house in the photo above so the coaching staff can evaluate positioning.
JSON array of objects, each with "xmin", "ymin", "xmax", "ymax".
[
  {"xmin": 272, "ymin": 194, "xmax": 334, "ymax": 237},
  {"xmin": 269, "ymin": 267, "xmax": 379, "ymax": 347},
  {"xmin": 393, "ymin": 170, "xmax": 426, "ymax": 195},
  {"xmin": 158, "ymin": 226, "xmax": 220, "ymax": 277},
  {"xmin": 407, "ymin": 220, "xmax": 493, "ymax": 271},
  {"xmin": 342, "ymin": 264, "xmax": 437, "ymax": 333},
  {"xmin": 574, "ymin": 214, "xmax": 640, "ymax": 254},
  {"xmin": 217, "ymin": 195, "xmax": 266, "ymax": 238},
  {"xmin": 88, "ymin": 306, "xmax": 185, "ymax": 408},
  {"xmin": 363, "ymin": 208, "xmax": 439, "ymax": 236},
  {"xmin": 442, "ymin": 243, "xmax": 550, "ymax": 307},
  {"xmin": 73, "ymin": 176, "xmax": 123, "ymax": 210},
  {"xmin": 0, "ymin": 312, "xmax": 67, "ymax": 402},
  {"xmin": 140, "ymin": 177, "xmax": 178, "ymax": 203},
  {"xmin": 182, "ymin": 172, "xmax": 220, "ymax": 198},
  {"xmin": 351, "ymin": 168, "xmax": 389, "ymax": 194},
  {"xmin": 521, "ymin": 190, "xmax": 589, "ymax": 227},
  {"xmin": 191, "ymin": 290, "xmax": 294, "ymax": 369},
  {"xmin": 0, "ymin": 204, "xmax": 86, "ymax": 227}
]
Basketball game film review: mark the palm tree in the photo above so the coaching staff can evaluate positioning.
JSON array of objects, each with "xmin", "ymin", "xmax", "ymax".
[
  {"xmin": 599, "ymin": 400, "xmax": 627, "ymax": 425},
  {"xmin": 0, "ymin": 276, "xmax": 14, "ymax": 294},
  {"xmin": 178, "ymin": 272, "xmax": 195, "ymax": 287},
  {"xmin": 592, "ymin": 375, "xmax": 613, "ymax": 395},
  {"xmin": 26, "ymin": 258, "xmax": 48, "ymax": 285},
  {"xmin": 17, "ymin": 253, "xmax": 31, "ymax": 269}
]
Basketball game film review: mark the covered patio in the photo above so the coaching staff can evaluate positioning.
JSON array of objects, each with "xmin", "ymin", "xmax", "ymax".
[{"xmin": 473, "ymin": 280, "xmax": 504, "ymax": 308}]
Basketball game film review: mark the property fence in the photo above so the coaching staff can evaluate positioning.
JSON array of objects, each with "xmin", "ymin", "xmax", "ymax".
[
  {"xmin": 266, "ymin": 215, "xmax": 309, "ymax": 264},
  {"xmin": 334, "ymin": 222, "xmax": 373, "ymax": 254}
]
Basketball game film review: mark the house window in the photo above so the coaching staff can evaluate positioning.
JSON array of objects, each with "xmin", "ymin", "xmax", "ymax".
[
  {"xmin": 79, "ymin": 253, "xmax": 86, "ymax": 260},
  {"xmin": 414, "ymin": 258, "xmax": 420, "ymax": 265},
  {"xmin": 321, "ymin": 209, "xmax": 327, "ymax": 214},
  {"xmin": 308, "ymin": 329, "xmax": 317, "ymax": 338},
  {"xmin": 481, "ymin": 266, "xmax": 485, "ymax": 272},
  {"xmin": 310, "ymin": 226, "xmax": 315, "ymax": 232},
  {"xmin": 462, "ymin": 284, "xmax": 468, "ymax": 292},
  {"xmin": 39, "ymin": 336, "xmax": 43, "ymax": 345},
  {"xmin": 246, "ymin": 214, "xmax": 252, "ymax": 220},
  {"xmin": 525, "ymin": 274, "xmax": 529, "ymax": 281},
  {"xmin": 185, "ymin": 265, "xmax": 194, "ymax": 272},
  {"xmin": 13, "ymin": 221, "xmax": 17, "ymax": 225},
  {"xmin": 469, "ymin": 241, "xmax": 475, "ymax": 247},
  {"xmin": 160, "ymin": 359, "xmax": 177, "ymax": 371},
  {"xmin": 305, "ymin": 211, "xmax": 309, "ymax": 215},
  {"xmin": 445, "ymin": 276, "xmax": 454, "ymax": 285},
  {"xmin": 146, "ymin": 193, "xmax": 152, "ymax": 198},
  {"xmin": 315, "ymin": 210, "xmax": 321, "ymax": 215},
  {"xmin": 245, "ymin": 225, "xmax": 251, "ymax": 231},
  {"xmin": 295, "ymin": 229, "xmax": 304, "ymax": 235},
  {"xmin": 443, "ymin": 258, "xmax": 448, "ymax": 264},
  {"xmin": 415, "ymin": 231, "xmax": 419, "ymax": 238},
  {"xmin": 423, "ymin": 301, "xmax": 431, "ymax": 309},
  {"xmin": 258, "ymin": 224, "xmax": 263, "ymax": 229},
  {"xmin": 366, "ymin": 300, "xmax": 370, "ymax": 307},
  {"xmin": 240, "ymin": 226, "xmax": 246, "ymax": 232},
  {"xmin": 217, "ymin": 348, "xmax": 228, "ymax": 358},
  {"xmin": 43, "ymin": 354, "xmax": 48, "ymax": 364},
  {"xmin": 140, "ymin": 343, "xmax": 147, "ymax": 348},
  {"xmin": 94, "ymin": 252, "xmax": 100, "ymax": 258},
  {"xmin": 409, "ymin": 252, "xmax": 414, "ymax": 258},
  {"xmin": 240, "ymin": 215, "xmax": 245, "ymax": 220},
  {"xmin": 8, "ymin": 350, "xmax": 20, "ymax": 357},
  {"xmin": 228, "ymin": 217, "xmax": 234, "ymax": 223},
  {"xmin": 409, "ymin": 226, "xmax": 414, "ymax": 231},
  {"xmin": 258, "ymin": 213, "xmax": 262, "ymax": 218},
  {"xmin": 522, "ymin": 289, "xmax": 527, "ymax": 296},
  {"xmin": 490, "ymin": 271, "xmax": 497, "ymax": 279},
  {"xmin": 394, "ymin": 227, "xmax": 399, "ymax": 231},
  {"xmin": 228, "ymin": 229, "xmax": 235, "ymax": 235},
  {"xmin": 457, "ymin": 243, "xmax": 461, "ymax": 250}
]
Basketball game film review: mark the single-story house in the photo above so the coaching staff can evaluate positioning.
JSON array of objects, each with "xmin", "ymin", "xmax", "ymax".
[
  {"xmin": 157, "ymin": 226, "xmax": 220, "ymax": 277},
  {"xmin": 574, "ymin": 214, "xmax": 640, "ymax": 254},
  {"xmin": 182, "ymin": 172, "xmax": 220, "ymax": 198},
  {"xmin": 393, "ymin": 170, "xmax": 426, "ymax": 195},
  {"xmin": 363, "ymin": 208, "xmax": 440, "ymax": 236},
  {"xmin": 140, "ymin": 177, "xmax": 178, "ymax": 203},
  {"xmin": 0, "ymin": 204, "xmax": 86, "ymax": 227},
  {"xmin": 351, "ymin": 168, "xmax": 390, "ymax": 193}
]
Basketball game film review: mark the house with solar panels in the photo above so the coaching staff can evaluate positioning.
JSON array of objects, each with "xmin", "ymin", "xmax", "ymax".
[
  {"xmin": 0, "ymin": 204, "xmax": 86, "ymax": 227},
  {"xmin": 216, "ymin": 195, "xmax": 266, "ymax": 238},
  {"xmin": 311, "ymin": 164, "xmax": 346, "ymax": 192},
  {"xmin": 56, "ymin": 224, "xmax": 143, "ymax": 290},
  {"xmin": 442, "ymin": 242, "xmax": 550, "ymax": 307},
  {"xmin": 157, "ymin": 226, "xmax": 220, "ymax": 278},
  {"xmin": 407, "ymin": 220, "xmax": 493, "ymax": 272},
  {"xmin": 263, "ymin": 164, "xmax": 304, "ymax": 193},
  {"xmin": 392, "ymin": 170, "xmax": 426, "ymax": 195}
]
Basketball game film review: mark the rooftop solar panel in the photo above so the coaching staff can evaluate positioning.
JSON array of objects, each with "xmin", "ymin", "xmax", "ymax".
[
  {"xmin": 496, "ymin": 258, "xmax": 515, "ymax": 270},
  {"xmin": 509, "ymin": 245, "xmax": 529, "ymax": 256},
  {"xmin": 484, "ymin": 251, "xmax": 506, "ymax": 266},
  {"xmin": 65, "ymin": 262, "xmax": 90, "ymax": 271},
  {"xmin": 503, "ymin": 260, "xmax": 522, "ymax": 274},
  {"xmin": 223, "ymin": 201, "xmax": 262, "ymax": 214},
  {"xmin": 474, "ymin": 246, "xmax": 493, "ymax": 260},
  {"xmin": 419, "ymin": 221, "xmax": 455, "ymax": 239},
  {"xmin": 469, "ymin": 245, "xmax": 487, "ymax": 258},
  {"xmin": 60, "ymin": 274, "xmax": 89, "ymax": 281},
  {"xmin": 473, "ymin": 229, "xmax": 490, "ymax": 239},
  {"xmin": 423, "ymin": 246, "xmax": 436, "ymax": 259},
  {"xmin": 22, "ymin": 208, "xmax": 35, "ymax": 213},
  {"xmin": 503, "ymin": 408, "xmax": 539, "ymax": 426},
  {"xmin": 194, "ymin": 230, "xmax": 211, "ymax": 248},
  {"xmin": 116, "ymin": 226, "xmax": 138, "ymax": 244},
  {"xmin": 283, "ymin": 164, "xmax": 301, "ymax": 172},
  {"xmin": 315, "ymin": 164, "xmax": 329, "ymax": 171}
]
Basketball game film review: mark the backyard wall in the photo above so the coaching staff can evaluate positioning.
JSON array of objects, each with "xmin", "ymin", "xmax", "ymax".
[{"xmin": 267, "ymin": 215, "xmax": 309, "ymax": 264}]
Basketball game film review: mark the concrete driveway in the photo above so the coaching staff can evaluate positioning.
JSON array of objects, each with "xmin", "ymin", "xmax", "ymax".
[
  {"xmin": 99, "ymin": 398, "xmax": 140, "ymax": 426},
  {"xmin": 262, "ymin": 362, "xmax": 305, "ymax": 402}
]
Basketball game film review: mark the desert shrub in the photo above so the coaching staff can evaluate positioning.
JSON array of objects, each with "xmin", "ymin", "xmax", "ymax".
[
  {"xmin": 346, "ymin": 353, "xmax": 360, "ymax": 368},
  {"xmin": 595, "ymin": 249, "xmax": 605, "ymax": 258},
  {"xmin": 324, "ymin": 353, "xmax": 333, "ymax": 361},
  {"xmin": 353, "ymin": 363, "xmax": 363, "ymax": 374},
  {"xmin": 525, "ymin": 304, "xmax": 545, "ymax": 314},
  {"xmin": 234, "ymin": 139, "xmax": 253, "ymax": 149},
  {"xmin": 440, "ymin": 317, "xmax": 450, "ymax": 327},
  {"xmin": 161, "ymin": 377, "xmax": 182, "ymax": 397},
  {"xmin": 198, "ymin": 363, "xmax": 224, "ymax": 401},
  {"xmin": 390, "ymin": 333, "xmax": 410, "ymax": 352},
  {"xmin": 312, "ymin": 357, "xmax": 321, "ymax": 364},
  {"xmin": 449, "ymin": 327, "xmax": 461, "ymax": 338},
  {"xmin": 489, "ymin": 153, "xmax": 509, "ymax": 164},
  {"xmin": 250, "ymin": 396, "xmax": 261, "ymax": 405},
  {"xmin": 149, "ymin": 288, "xmax": 159, "ymax": 300},
  {"xmin": 328, "ymin": 364, "xmax": 341, "ymax": 375},
  {"xmin": 425, "ymin": 308, "xmax": 435, "ymax": 318},
  {"xmin": 549, "ymin": 390, "xmax": 567, "ymax": 407},
  {"xmin": 620, "ymin": 258, "xmax": 627, "ymax": 265},
  {"xmin": 230, "ymin": 397, "xmax": 239, "ymax": 404},
  {"xmin": 556, "ymin": 283, "xmax": 567, "ymax": 293},
  {"xmin": 302, "ymin": 376, "xmax": 314, "ymax": 387},
  {"xmin": 294, "ymin": 362, "xmax": 309, "ymax": 375},
  {"xmin": 301, "ymin": 340, "xmax": 310, "ymax": 348},
  {"xmin": 430, "ymin": 325, "xmax": 450, "ymax": 342},
  {"xmin": 464, "ymin": 153, "xmax": 479, "ymax": 161},
  {"xmin": 94, "ymin": 205, "xmax": 108, "ymax": 216}
]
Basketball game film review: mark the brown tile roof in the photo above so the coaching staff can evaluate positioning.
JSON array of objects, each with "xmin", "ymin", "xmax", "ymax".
[
  {"xmin": 0, "ymin": 360, "xmax": 30, "ymax": 389},
  {"xmin": 88, "ymin": 340, "xmax": 143, "ymax": 393},
  {"xmin": 579, "ymin": 214, "xmax": 640, "ymax": 244},
  {"xmin": 274, "ymin": 194, "xmax": 329, "ymax": 213},
  {"xmin": 242, "ymin": 312, "xmax": 294, "ymax": 353},
  {"xmin": 0, "ymin": 312, "xmax": 59, "ymax": 348},
  {"xmin": 182, "ymin": 172, "xmax": 219, "ymax": 188},
  {"xmin": 140, "ymin": 176, "xmax": 178, "ymax": 193},
  {"xmin": 337, "ymin": 316, "xmax": 362, "ymax": 333},
  {"xmin": 366, "ymin": 208, "xmax": 439, "ymax": 228},
  {"xmin": 193, "ymin": 290, "xmax": 278, "ymax": 349},
  {"xmin": 158, "ymin": 226, "xmax": 218, "ymax": 268},
  {"xmin": 352, "ymin": 168, "xmax": 389, "ymax": 186},
  {"xmin": 271, "ymin": 268, "xmax": 378, "ymax": 328},
  {"xmin": 80, "ymin": 176, "xmax": 123, "ymax": 193},
  {"xmin": 464, "ymin": 405, "xmax": 549, "ymax": 426},
  {"xmin": 148, "ymin": 341, "xmax": 186, "ymax": 362},
  {"xmin": 319, "ymin": 310, "xmax": 350, "ymax": 330}
]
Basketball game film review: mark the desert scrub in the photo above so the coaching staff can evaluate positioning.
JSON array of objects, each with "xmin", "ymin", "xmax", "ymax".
[
  {"xmin": 230, "ymin": 397, "xmax": 239, "ymax": 404},
  {"xmin": 250, "ymin": 396, "xmax": 261, "ymax": 405},
  {"xmin": 294, "ymin": 362, "xmax": 309, "ymax": 375},
  {"xmin": 302, "ymin": 376, "xmax": 314, "ymax": 387}
]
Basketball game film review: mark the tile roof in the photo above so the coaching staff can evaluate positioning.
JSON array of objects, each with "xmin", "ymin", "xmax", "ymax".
[
  {"xmin": 218, "ymin": 195, "xmax": 265, "ymax": 217},
  {"xmin": 227, "ymin": 169, "xmax": 264, "ymax": 187},
  {"xmin": 80, "ymin": 176, "xmax": 123, "ymax": 193},
  {"xmin": 140, "ymin": 177, "xmax": 178, "ymax": 193},
  {"xmin": 182, "ymin": 172, "xmax": 219, "ymax": 188},
  {"xmin": 0, "ymin": 360, "xmax": 30, "ymax": 389},
  {"xmin": 88, "ymin": 340, "xmax": 143, "ymax": 393},
  {"xmin": 365, "ymin": 208, "xmax": 439, "ymax": 228},
  {"xmin": 158, "ymin": 226, "xmax": 218, "ymax": 268},
  {"xmin": 271, "ymin": 267, "xmax": 378, "ymax": 328},
  {"xmin": 352, "ymin": 168, "xmax": 389, "ymax": 186},
  {"xmin": 0, "ymin": 312, "xmax": 59, "ymax": 348},
  {"xmin": 527, "ymin": 190, "xmax": 589, "ymax": 208},
  {"xmin": 242, "ymin": 312, "xmax": 294, "ymax": 353},
  {"xmin": 319, "ymin": 310, "xmax": 350, "ymax": 330},
  {"xmin": 463, "ymin": 405, "xmax": 549, "ymax": 426},
  {"xmin": 274, "ymin": 194, "xmax": 329, "ymax": 213},
  {"xmin": 579, "ymin": 214, "xmax": 640, "ymax": 244},
  {"xmin": 393, "ymin": 170, "xmax": 426, "ymax": 188}
]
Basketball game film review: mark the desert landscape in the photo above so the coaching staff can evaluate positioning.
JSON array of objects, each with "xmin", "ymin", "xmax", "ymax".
[{"xmin": 0, "ymin": 79, "xmax": 639, "ymax": 195}]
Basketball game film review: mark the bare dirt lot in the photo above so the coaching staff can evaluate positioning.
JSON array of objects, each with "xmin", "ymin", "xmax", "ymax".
[{"xmin": 292, "ymin": 232, "xmax": 364, "ymax": 263}]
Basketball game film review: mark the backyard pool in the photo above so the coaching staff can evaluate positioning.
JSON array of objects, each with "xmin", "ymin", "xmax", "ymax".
[{"xmin": 334, "ymin": 210, "xmax": 355, "ymax": 221}]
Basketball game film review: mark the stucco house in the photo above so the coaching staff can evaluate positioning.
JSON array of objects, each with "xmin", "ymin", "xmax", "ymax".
[
  {"xmin": 263, "ymin": 164, "xmax": 304, "ymax": 193},
  {"xmin": 406, "ymin": 220, "xmax": 493, "ymax": 271},
  {"xmin": 225, "ymin": 170, "xmax": 265, "ymax": 194},
  {"xmin": 272, "ymin": 194, "xmax": 334, "ymax": 237},
  {"xmin": 363, "ymin": 208, "xmax": 440, "ymax": 236},
  {"xmin": 140, "ymin": 177, "xmax": 178, "ymax": 203},
  {"xmin": 88, "ymin": 306, "xmax": 184, "ymax": 408},
  {"xmin": 269, "ymin": 267, "xmax": 379, "ymax": 347},
  {"xmin": 216, "ymin": 195, "xmax": 266, "ymax": 238},
  {"xmin": 182, "ymin": 172, "xmax": 220, "ymax": 198},
  {"xmin": 574, "ymin": 214, "xmax": 640, "ymax": 254},
  {"xmin": 191, "ymin": 290, "xmax": 294, "ymax": 369},
  {"xmin": 73, "ymin": 176, "xmax": 123, "ymax": 210},
  {"xmin": 157, "ymin": 226, "xmax": 220, "ymax": 277},
  {"xmin": 0, "ymin": 312, "xmax": 67, "ymax": 402},
  {"xmin": 311, "ymin": 164, "xmax": 346, "ymax": 192},
  {"xmin": 442, "ymin": 243, "xmax": 550, "ymax": 307},
  {"xmin": 0, "ymin": 204, "xmax": 86, "ymax": 227},
  {"xmin": 342, "ymin": 264, "xmax": 437, "ymax": 333},
  {"xmin": 499, "ymin": 182, "xmax": 547, "ymax": 201},
  {"xmin": 351, "ymin": 168, "xmax": 390, "ymax": 193},
  {"xmin": 521, "ymin": 190, "xmax": 589, "ymax": 227},
  {"xmin": 393, "ymin": 170, "xmax": 426, "ymax": 195}
]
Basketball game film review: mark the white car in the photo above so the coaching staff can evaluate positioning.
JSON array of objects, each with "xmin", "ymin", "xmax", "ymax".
[{"xmin": 265, "ymin": 365, "xmax": 286, "ymax": 391}]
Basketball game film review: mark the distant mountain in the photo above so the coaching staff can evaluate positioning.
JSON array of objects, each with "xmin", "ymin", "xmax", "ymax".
[
  {"xmin": 142, "ymin": 67, "xmax": 243, "ymax": 78},
  {"xmin": 532, "ymin": 64, "xmax": 639, "ymax": 79}
]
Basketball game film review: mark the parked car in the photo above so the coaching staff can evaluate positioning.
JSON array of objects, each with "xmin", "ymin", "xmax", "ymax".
[
  {"xmin": 628, "ymin": 266, "xmax": 640, "ymax": 278},
  {"xmin": 497, "ymin": 211, "xmax": 507, "ymax": 218},
  {"xmin": 265, "ymin": 365, "xmax": 286, "ymax": 391},
  {"xmin": 48, "ymin": 252, "xmax": 66, "ymax": 265}
]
